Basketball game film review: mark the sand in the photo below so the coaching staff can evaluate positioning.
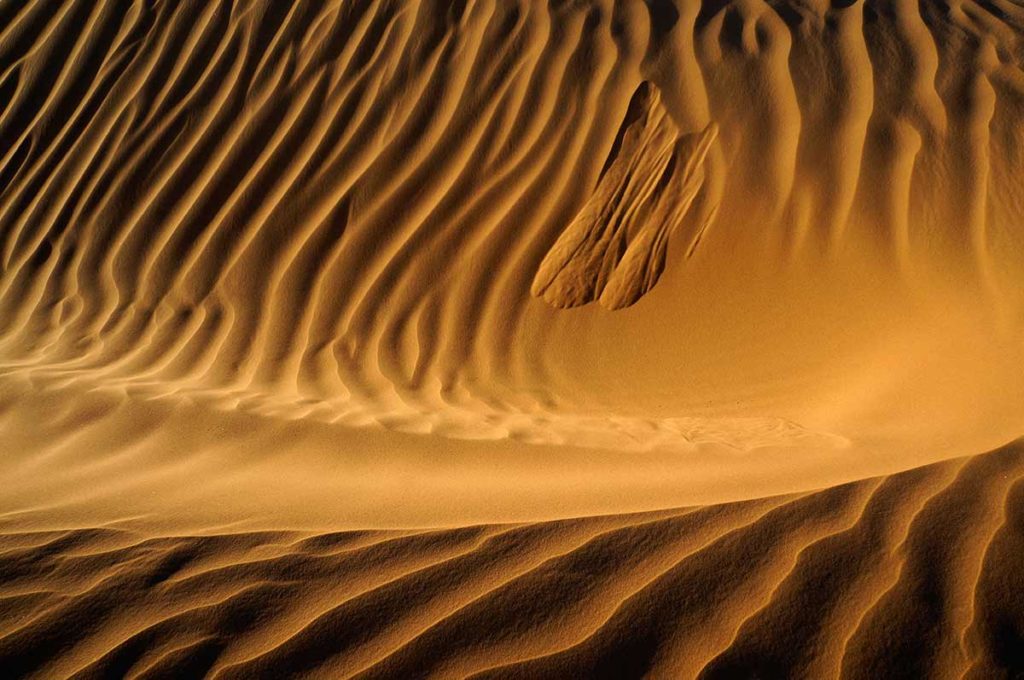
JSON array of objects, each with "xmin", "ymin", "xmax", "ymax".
[{"xmin": 1, "ymin": 0, "xmax": 1024, "ymax": 677}]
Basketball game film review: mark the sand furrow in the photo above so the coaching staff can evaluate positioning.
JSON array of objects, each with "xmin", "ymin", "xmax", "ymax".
[
  {"xmin": 1, "ymin": 0, "xmax": 1020, "ymax": 457},
  {"xmin": 1, "ymin": 446, "xmax": 1022, "ymax": 678}
]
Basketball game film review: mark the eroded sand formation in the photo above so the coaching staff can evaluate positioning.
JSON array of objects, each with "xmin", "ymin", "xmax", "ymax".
[{"xmin": 1, "ymin": 0, "xmax": 1024, "ymax": 676}]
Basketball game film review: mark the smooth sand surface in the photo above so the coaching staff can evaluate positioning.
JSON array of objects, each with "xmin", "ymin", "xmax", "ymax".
[{"xmin": 2, "ymin": 0, "xmax": 1024, "ymax": 676}]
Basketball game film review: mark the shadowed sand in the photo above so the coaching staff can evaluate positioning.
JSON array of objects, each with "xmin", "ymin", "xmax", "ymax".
[{"xmin": 2, "ymin": 0, "xmax": 1024, "ymax": 676}]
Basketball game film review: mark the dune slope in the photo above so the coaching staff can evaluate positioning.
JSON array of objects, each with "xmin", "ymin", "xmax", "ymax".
[
  {"xmin": 2, "ymin": 444, "xmax": 1024, "ymax": 678},
  {"xmin": 0, "ymin": 0, "xmax": 1022, "ymax": 465},
  {"xmin": 2, "ymin": 0, "xmax": 1024, "ymax": 677}
]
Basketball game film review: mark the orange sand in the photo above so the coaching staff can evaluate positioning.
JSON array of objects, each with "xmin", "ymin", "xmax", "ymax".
[{"xmin": 2, "ymin": 0, "xmax": 1024, "ymax": 676}]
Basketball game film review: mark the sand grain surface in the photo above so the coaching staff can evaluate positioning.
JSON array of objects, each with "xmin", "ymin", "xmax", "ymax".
[{"xmin": 2, "ymin": 0, "xmax": 1024, "ymax": 676}]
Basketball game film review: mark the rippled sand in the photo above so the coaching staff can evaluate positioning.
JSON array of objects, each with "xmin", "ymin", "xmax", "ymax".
[{"xmin": 2, "ymin": 0, "xmax": 1024, "ymax": 676}]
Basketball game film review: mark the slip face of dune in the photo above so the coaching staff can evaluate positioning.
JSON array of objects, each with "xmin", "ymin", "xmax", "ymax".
[{"xmin": 2, "ymin": 0, "xmax": 1024, "ymax": 677}]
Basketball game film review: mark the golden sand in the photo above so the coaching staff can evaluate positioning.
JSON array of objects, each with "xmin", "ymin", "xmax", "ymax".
[{"xmin": 1, "ymin": 0, "xmax": 1023, "ymax": 676}]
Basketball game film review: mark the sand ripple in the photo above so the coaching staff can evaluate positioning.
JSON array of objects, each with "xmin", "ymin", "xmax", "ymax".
[
  {"xmin": 2, "ymin": 1, "xmax": 1024, "ymax": 675},
  {"xmin": 0, "ymin": 443, "xmax": 1021, "ymax": 678},
  {"xmin": 1, "ymin": 0, "xmax": 1023, "ymax": 452}
]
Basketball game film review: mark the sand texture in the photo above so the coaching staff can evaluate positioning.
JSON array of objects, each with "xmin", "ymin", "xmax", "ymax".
[{"xmin": 2, "ymin": 0, "xmax": 1024, "ymax": 677}]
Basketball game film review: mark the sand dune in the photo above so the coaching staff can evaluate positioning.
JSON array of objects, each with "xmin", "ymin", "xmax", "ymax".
[
  {"xmin": 2, "ymin": 0, "xmax": 1024, "ymax": 676},
  {"xmin": 1, "ymin": 0, "xmax": 1022, "ymax": 461},
  {"xmin": 3, "ymin": 444, "xmax": 1024, "ymax": 678}
]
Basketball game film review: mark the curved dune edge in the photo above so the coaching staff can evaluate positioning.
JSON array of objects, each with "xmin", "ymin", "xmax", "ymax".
[
  {"xmin": 6, "ymin": 373, "xmax": 1019, "ymax": 531},
  {"xmin": 2, "ymin": 442, "xmax": 1023, "ymax": 679}
]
